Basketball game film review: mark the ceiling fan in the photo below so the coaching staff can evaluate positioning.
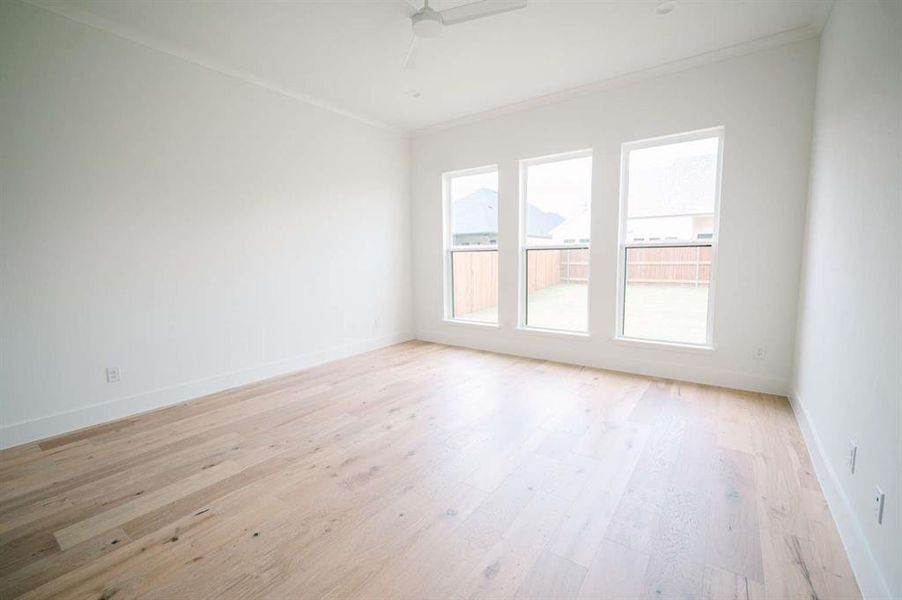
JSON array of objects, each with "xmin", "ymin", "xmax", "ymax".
[{"xmin": 402, "ymin": 0, "xmax": 527, "ymax": 69}]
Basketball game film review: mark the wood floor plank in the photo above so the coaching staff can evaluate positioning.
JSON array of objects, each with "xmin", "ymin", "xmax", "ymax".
[
  {"xmin": 552, "ymin": 422, "xmax": 649, "ymax": 567},
  {"xmin": 578, "ymin": 539, "xmax": 649, "ymax": 600},
  {"xmin": 0, "ymin": 342, "xmax": 860, "ymax": 599},
  {"xmin": 706, "ymin": 447, "xmax": 765, "ymax": 583},
  {"xmin": 53, "ymin": 459, "xmax": 246, "ymax": 550},
  {"xmin": 0, "ymin": 528, "xmax": 131, "ymax": 599},
  {"xmin": 457, "ymin": 454, "xmax": 558, "ymax": 550},
  {"xmin": 462, "ymin": 491, "xmax": 570, "ymax": 599},
  {"xmin": 648, "ymin": 487, "xmax": 710, "ymax": 568},
  {"xmin": 702, "ymin": 565, "xmax": 766, "ymax": 600},
  {"xmin": 642, "ymin": 552, "xmax": 706, "ymax": 599},
  {"xmin": 352, "ymin": 482, "xmax": 489, "ymax": 599},
  {"xmin": 514, "ymin": 549, "xmax": 586, "ymax": 599},
  {"xmin": 603, "ymin": 417, "xmax": 684, "ymax": 553}
]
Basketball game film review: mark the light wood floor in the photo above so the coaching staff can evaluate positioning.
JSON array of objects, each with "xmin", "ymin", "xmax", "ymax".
[{"xmin": 0, "ymin": 342, "xmax": 859, "ymax": 599}]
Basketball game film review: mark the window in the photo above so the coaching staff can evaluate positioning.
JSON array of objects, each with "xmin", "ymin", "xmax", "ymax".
[
  {"xmin": 520, "ymin": 150, "xmax": 593, "ymax": 333},
  {"xmin": 617, "ymin": 128, "xmax": 723, "ymax": 346},
  {"xmin": 444, "ymin": 166, "xmax": 499, "ymax": 324}
]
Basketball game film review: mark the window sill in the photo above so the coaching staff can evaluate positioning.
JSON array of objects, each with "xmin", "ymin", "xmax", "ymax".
[
  {"xmin": 443, "ymin": 318, "xmax": 499, "ymax": 329},
  {"xmin": 517, "ymin": 326, "xmax": 591, "ymax": 340},
  {"xmin": 613, "ymin": 336, "xmax": 714, "ymax": 353}
]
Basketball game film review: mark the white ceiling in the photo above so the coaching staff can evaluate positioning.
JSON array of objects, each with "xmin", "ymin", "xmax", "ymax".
[{"xmin": 34, "ymin": 0, "xmax": 832, "ymax": 131}]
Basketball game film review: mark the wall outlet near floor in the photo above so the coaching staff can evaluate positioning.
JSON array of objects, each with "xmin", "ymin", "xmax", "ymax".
[
  {"xmin": 753, "ymin": 346, "xmax": 766, "ymax": 360},
  {"xmin": 105, "ymin": 366, "xmax": 121, "ymax": 384},
  {"xmin": 848, "ymin": 440, "xmax": 858, "ymax": 474},
  {"xmin": 874, "ymin": 487, "xmax": 885, "ymax": 524}
]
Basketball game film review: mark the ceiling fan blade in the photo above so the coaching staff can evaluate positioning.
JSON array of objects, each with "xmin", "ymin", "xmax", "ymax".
[
  {"xmin": 399, "ymin": 0, "xmax": 419, "ymax": 18},
  {"xmin": 440, "ymin": 0, "xmax": 527, "ymax": 25},
  {"xmin": 401, "ymin": 35, "xmax": 418, "ymax": 69}
]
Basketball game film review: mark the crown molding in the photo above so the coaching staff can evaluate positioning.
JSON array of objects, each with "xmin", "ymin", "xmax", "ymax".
[{"xmin": 24, "ymin": 0, "xmax": 404, "ymax": 134}]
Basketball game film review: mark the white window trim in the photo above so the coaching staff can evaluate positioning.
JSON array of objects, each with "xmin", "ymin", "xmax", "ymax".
[
  {"xmin": 518, "ymin": 148, "xmax": 594, "ymax": 335},
  {"xmin": 442, "ymin": 164, "xmax": 500, "ymax": 326},
  {"xmin": 614, "ymin": 127, "xmax": 725, "ymax": 349}
]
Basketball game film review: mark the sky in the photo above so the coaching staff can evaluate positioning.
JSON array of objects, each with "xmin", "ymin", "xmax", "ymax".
[
  {"xmin": 449, "ymin": 157, "xmax": 592, "ymax": 241},
  {"xmin": 628, "ymin": 136, "xmax": 719, "ymax": 217},
  {"xmin": 450, "ymin": 170, "xmax": 497, "ymax": 202},
  {"xmin": 448, "ymin": 136, "xmax": 715, "ymax": 225},
  {"xmin": 630, "ymin": 136, "xmax": 717, "ymax": 169},
  {"xmin": 449, "ymin": 156, "xmax": 593, "ymax": 223},
  {"xmin": 525, "ymin": 155, "xmax": 592, "ymax": 220}
]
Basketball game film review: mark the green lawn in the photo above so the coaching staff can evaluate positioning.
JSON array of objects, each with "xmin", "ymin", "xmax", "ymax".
[
  {"xmin": 526, "ymin": 284, "xmax": 588, "ymax": 332},
  {"xmin": 623, "ymin": 283, "xmax": 709, "ymax": 344},
  {"xmin": 455, "ymin": 283, "xmax": 709, "ymax": 343}
]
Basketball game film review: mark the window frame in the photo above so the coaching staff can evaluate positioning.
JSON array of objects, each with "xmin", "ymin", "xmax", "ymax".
[
  {"xmin": 518, "ymin": 148, "xmax": 594, "ymax": 336},
  {"xmin": 615, "ymin": 127, "xmax": 724, "ymax": 349},
  {"xmin": 443, "ymin": 164, "xmax": 500, "ymax": 326}
]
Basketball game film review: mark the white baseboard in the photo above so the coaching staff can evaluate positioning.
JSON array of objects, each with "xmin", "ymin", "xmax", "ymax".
[
  {"xmin": 415, "ymin": 328, "xmax": 788, "ymax": 396},
  {"xmin": 789, "ymin": 389, "xmax": 892, "ymax": 599},
  {"xmin": 0, "ymin": 332, "xmax": 413, "ymax": 450}
]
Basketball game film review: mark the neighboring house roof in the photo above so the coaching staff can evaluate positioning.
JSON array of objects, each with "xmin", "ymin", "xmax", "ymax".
[
  {"xmin": 527, "ymin": 203, "xmax": 565, "ymax": 238},
  {"xmin": 453, "ymin": 188, "xmax": 563, "ymax": 236},
  {"xmin": 549, "ymin": 209, "xmax": 590, "ymax": 241},
  {"xmin": 453, "ymin": 188, "xmax": 497, "ymax": 235}
]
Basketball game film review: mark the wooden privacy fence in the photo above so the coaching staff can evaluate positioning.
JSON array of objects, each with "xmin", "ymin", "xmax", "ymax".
[
  {"xmin": 451, "ymin": 250, "xmax": 498, "ymax": 316},
  {"xmin": 451, "ymin": 245, "xmax": 710, "ymax": 316},
  {"xmin": 527, "ymin": 248, "xmax": 589, "ymax": 291},
  {"xmin": 626, "ymin": 246, "xmax": 711, "ymax": 286}
]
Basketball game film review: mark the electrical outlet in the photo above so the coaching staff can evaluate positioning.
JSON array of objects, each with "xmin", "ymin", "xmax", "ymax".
[
  {"xmin": 105, "ymin": 367, "xmax": 121, "ymax": 384},
  {"xmin": 849, "ymin": 441, "xmax": 858, "ymax": 474},
  {"xmin": 753, "ymin": 346, "xmax": 766, "ymax": 360},
  {"xmin": 874, "ymin": 487, "xmax": 885, "ymax": 524}
]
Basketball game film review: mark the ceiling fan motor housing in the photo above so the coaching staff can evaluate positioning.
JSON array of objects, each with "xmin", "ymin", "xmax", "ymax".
[{"xmin": 412, "ymin": 7, "xmax": 443, "ymax": 38}]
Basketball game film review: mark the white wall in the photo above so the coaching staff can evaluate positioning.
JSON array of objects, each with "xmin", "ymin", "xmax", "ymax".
[
  {"xmin": 411, "ymin": 39, "xmax": 819, "ymax": 395},
  {"xmin": 0, "ymin": 1, "xmax": 412, "ymax": 448},
  {"xmin": 792, "ymin": 2, "xmax": 902, "ymax": 597}
]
